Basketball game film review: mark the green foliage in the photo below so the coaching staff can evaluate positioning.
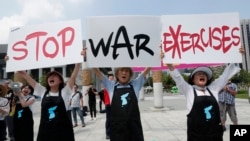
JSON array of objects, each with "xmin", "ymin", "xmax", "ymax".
[
  {"xmin": 231, "ymin": 70, "xmax": 250, "ymax": 85},
  {"xmin": 144, "ymin": 76, "xmax": 153, "ymax": 87},
  {"xmin": 162, "ymin": 72, "xmax": 190, "ymax": 92},
  {"xmin": 162, "ymin": 73, "xmax": 176, "ymax": 91},
  {"xmin": 39, "ymin": 73, "xmax": 46, "ymax": 86},
  {"xmin": 182, "ymin": 73, "xmax": 189, "ymax": 82}
]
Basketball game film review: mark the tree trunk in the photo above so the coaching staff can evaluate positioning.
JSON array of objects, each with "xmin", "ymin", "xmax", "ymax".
[
  {"xmin": 152, "ymin": 70, "xmax": 164, "ymax": 108},
  {"xmin": 82, "ymin": 62, "xmax": 92, "ymax": 108}
]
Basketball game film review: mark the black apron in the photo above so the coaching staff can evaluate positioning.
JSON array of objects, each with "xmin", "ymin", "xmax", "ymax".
[
  {"xmin": 187, "ymin": 88, "xmax": 223, "ymax": 141},
  {"xmin": 110, "ymin": 84, "xmax": 144, "ymax": 141},
  {"xmin": 37, "ymin": 91, "xmax": 74, "ymax": 141},
  {"xmin": 13, "ymin": 96, "xmax": 34, "ymax": 141}
]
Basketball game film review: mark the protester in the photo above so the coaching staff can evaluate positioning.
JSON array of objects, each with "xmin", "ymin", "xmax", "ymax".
[
  {"xmin": 164, "ymin": 47, "xmax": 244, "ymax": 141},
  {"xmin": 82, "ymin": 47, "xmax": 154, "ymax": 141},
  {"xmin": 3, "ymin": 79, "xmax": 15, "ymax": 141},
  {"xmin": 13, "ymin": 84, "xmax": 35, "ymax": 141},
  {"xmin": 93, "ymin": 67, "xmax": 150, "ymax": 141},
  {"xmin": 0, "ymin": 84, "xmax": 10, "ymax": 141},
  {"xmin": 85, "ymin": 83, "xmax": 98, "ymax": 120},
  {"xmin": 13, "ymin": 63, "xmax": 80, "ymax": 141},
  {"xmin": 218, "ymin": 80, "xmax": 238, "ymax": 131},
  {"xmin": 71, "ymin": 84, "xmax": 85, "ymax": 127}
]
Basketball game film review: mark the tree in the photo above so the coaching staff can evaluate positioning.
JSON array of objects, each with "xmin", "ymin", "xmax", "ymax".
[
  {"xmin": 231, "ymin": 69, "xmax": 250, "ymax": 89},
  {"xmin": 162, "ymin": 73, "xmax": 175, "ymax": 92},
  {"xmin": 39, "ymin": 73, "xmax": 47, "ymax": 86},
  {"xmin": 144, "ymin": 76, "xmax": 153, "ymax": 87}
]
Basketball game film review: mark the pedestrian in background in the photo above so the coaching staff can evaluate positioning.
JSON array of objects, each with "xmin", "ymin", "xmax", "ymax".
[
  {"xmin": 98, "ymin": 88, "xmax": 105, "ymax": 113},
  {"xmin": 71, "ymin": 84, "xmax": 85, "ymax": 127},
  {"xmin": 218, "ymin": 80, "xmax": 238, "ymax": 131},
  {"xmin": 85, "ymin": 83, "xmax": 98, "ymax": 120}
]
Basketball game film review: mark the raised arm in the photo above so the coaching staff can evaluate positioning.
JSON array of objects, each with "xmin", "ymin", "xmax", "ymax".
[
  {"xmin": 93, "ymin": 68, "xmax": 104, "ymax": 81},
  {"xmin": 5, "ymin": 55, "xmax": 37, "ymax": 88},
  {"xmin": 158, "ymin": 44, "xmax": 175, "ymax": 72},
  {"xmin": 161, "ymin": 50, "xmax": 175, "ymax": 71},
  {"xmin": 166, "ymin": 64, "xmax": 175, "ymax": 71},
  {"xmin": 15, "ymin": 71, "xmax": 37, "ymax": 88},
  {"xmin": 67, "ymin": 63, "xmax": 81, "ymax": 89},
  {"xmin": 142, "ymin": 67, "xmax": 151, "ymax": 77},
  {"xmin": 81, "ymin": 48, "xmax": 104, "ymax": 81},
  {"xmin": 18, "ymin": 95, "xmax": 35, "ymax": 108}
]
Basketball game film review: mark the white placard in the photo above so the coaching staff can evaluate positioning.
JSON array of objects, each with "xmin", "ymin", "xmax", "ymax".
[
  {"xmin": 161, "ymin": 12, "xmax": 242, "ymax": 64},
  {"xmin": 86, "ymin": 16, "xmax": 162, "ymax": 68},
  {"xmin": 6, "ymin": 19, "xmax": 83, "ymax": 72}
]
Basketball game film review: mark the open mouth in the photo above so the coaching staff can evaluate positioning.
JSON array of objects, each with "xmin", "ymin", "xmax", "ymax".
[
  {"xmin": 199, "ymin": 78, "xmax": 205, "ymax": 82},
  {"xmin": 122, "ymin": 76, "xmax": 126, "ymax": 79}
]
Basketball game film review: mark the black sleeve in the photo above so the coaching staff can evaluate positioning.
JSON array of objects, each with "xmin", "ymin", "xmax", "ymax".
[{"xmin": 78, "ymin": 91, "xmax": 82, "ymax": 98}]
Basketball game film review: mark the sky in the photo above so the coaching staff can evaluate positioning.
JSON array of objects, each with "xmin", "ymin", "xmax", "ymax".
[{"xmin": 0, "ymin": 0, "xmax": 250, "ymax": 44}]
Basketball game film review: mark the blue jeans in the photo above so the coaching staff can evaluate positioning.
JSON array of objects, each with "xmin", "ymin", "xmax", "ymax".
[{"xmin": 71, "ymin": 107, "xmax": 85, "ymax": 125}]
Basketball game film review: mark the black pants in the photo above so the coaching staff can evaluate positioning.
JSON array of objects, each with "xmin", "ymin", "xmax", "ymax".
[
  {"xmin": 67, "ymin": 110, "xmax": 73, "ymax": 126},
  {"xmin": 0, "ymin": 120, "xmax": 6, "ymax": 141},
  {"xmin": 88, "ymin": 101, "xmax": 96, "ymax": 118},
  {"xmin": 5, "ymin": 116, "xmax": 14, "ymax": 138}
]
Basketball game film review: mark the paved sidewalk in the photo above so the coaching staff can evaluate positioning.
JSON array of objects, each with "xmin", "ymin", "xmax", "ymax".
[{"xmin": 30, "ymin": 94, "xmax": 250, "ymax": 141}]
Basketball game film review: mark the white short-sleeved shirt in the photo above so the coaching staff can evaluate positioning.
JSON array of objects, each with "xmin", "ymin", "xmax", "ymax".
[
  {"xmin": 22, "ymin": 95, "xmax": 35, "ymax": 112},
  {"xmin": 70, "ymin": 92, "xmax": 82, "ymax": 108},
  {"xmin": 34, "ymin": 83, "xmax": 72, "ymax": 110},
  {"xmin": 0, "ymin": 97, "xmax": 10, "ymax": 120}
]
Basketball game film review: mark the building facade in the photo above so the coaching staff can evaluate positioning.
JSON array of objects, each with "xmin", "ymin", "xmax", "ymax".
[{"xmin": 240, "ymin": 19, "xmax": 250, "ymax": 72}]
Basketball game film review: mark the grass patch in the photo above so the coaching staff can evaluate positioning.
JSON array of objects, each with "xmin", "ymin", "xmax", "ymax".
[
  {"xmin": 236, "ymin": 93, "xmax": 249, "ymax": 99},
  {"xmin": 236, "ymin": 90, "xmax": 249, "ymax": 99}
]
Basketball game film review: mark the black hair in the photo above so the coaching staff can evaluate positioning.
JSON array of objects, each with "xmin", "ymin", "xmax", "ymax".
[{"xmin": 21, "ymin": 84, "xmax": 34, "ymax": 95}]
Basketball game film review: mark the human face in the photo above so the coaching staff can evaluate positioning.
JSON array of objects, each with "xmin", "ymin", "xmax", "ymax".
[
  {"xmin": 73, "ymin": 85, "xmax": 78, "ymax": 91},
  {"xmin": 116, "ymin": 68, "xmax": 131, "ymax": 84},
  {"xmin": 47, "ymin": 74, "xmax": 62, "ymax": 87},
  {"xmin": 22, "ymin": 86, "xmax": 31, "ymax": 96},
  {"xmin": 192, "ymin": 71, "xmax": 208, "ymax": 87},
  {"xmin": 108, "ymin": 75, "xmax": 114, "ymax": 81},
  {"xmin": 4, "ymin": 81, "xmax": 10, "ymax": 89}
]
